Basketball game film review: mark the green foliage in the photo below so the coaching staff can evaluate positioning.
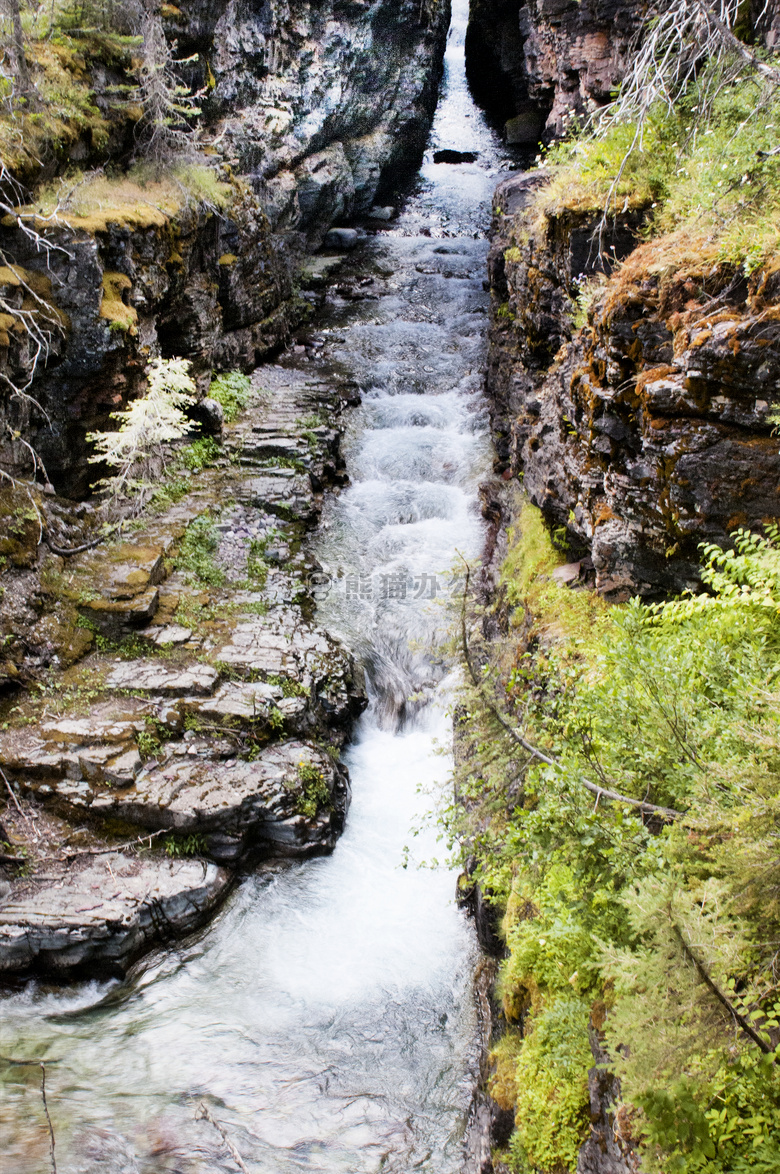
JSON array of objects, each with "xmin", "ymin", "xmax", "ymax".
[
  {"xmin": 246, "ymin": 537, "xmax": 269, "ymax": 588},
  {"xmin": 136, "ymin": 717, "xmax": 169, "ymax": 761},
  {"xmin": 180, "ymin": 436, "xmax": 221, "ymax": 473},
  {"xmin": 175, "ymin": 512, "xmax": 225, "ymax": 586},
  {"xmin": 149, "ymin": 474, "xmax": 190, "ymax": 509},
  {"xmin": 295, "ymin": 759, "xmax": 330, "ymax": 819},
  {"xmin": 266, "ymin": 673, "xmax": 309, "ymax": 698},
  {"xmin": 537, "ymin": 67, "xmax": 780, "ymax": 267},
  {"xmin": 164, "ymin": 832, "xmax": 207, "ymax": 858},
  {"xmin": 209, "ymin": 371, "xmax": 252, "ymax": 423},
  {"xmin": 445, "ymin": 509, "xmax": 780, "ymax": 1172}
]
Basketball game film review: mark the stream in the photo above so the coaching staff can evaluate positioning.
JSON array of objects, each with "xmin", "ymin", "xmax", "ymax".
[{"xmin": 0, "ymin": 4, "xmax": 512, "ymax": 1169}]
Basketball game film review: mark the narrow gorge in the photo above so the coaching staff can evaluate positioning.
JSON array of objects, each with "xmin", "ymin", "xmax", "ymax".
[{"xmin": 1, "ymin": 1, "xmax": 780, "ymax": 1172}]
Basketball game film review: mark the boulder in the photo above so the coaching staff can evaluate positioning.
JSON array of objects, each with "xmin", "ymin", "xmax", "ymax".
[{"xmin": 323, "ymin": 227, "xmax": 360, "ymax": 250}]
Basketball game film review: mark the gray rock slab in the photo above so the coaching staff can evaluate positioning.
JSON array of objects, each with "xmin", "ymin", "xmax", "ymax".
[
  {"xmin": 106, "ymin": 661, "xmax": 219, "ymax": 696},
  {"xmin": 0, "ymin": 730, "xmax": 141, "ymax": 786},
  {"xmin": 214, "ymin": 622, "xmax": 297, "ymax": 675},
  {"xmin": 184, "ymin": 680, "xmax": 284, "ymax": 722},
  {"xmin": 140, "ymin": 624, "xmax": 193, "ymax": 646},
  {"xmin": 0, "ymin": 854, "xmax": 230, "ymax": 976},
  {"xmin": 41, "ymin": 716, "xmax": 147, "ymax": 744},
  {"xmin": 108, "ymin": 740, "xmax": 336, "ymax": 837}
]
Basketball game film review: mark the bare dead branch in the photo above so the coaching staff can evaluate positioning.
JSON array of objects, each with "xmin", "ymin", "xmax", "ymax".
[
  {"xmin": 670, "ymin": 917, "xmax": 776, "ymax": 1058},
  {"xmin": 455, "ymin": 551, "xmax": 683, "ymax": 821},
  {"xmin": 196, "ymin": 1101, "xmax": 251, "ymax": 1174},
  {"xmin": 61, "ymin": 828, "xmax": 168, "ymax": 860}
]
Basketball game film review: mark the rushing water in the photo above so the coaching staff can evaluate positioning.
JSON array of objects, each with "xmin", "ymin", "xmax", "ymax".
[{"xmin": 0, "ymin": 5, "xmax": 512, "ymax": 1169}]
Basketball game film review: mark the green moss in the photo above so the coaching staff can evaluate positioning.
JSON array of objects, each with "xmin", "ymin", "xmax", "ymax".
[
  {"xmin": 99, "ymin": 271, "xmax": 137, "ymax": 334},
  {"xmin": 500, "ymin": 502, "xmax": 608, "ymax": 645},
  {"xmin": 508, "ymin": 998, "xmax": 592, "ymax": 1173}
]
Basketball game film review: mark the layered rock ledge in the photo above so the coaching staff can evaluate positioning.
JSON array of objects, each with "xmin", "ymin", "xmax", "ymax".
[{"xmin": 0, "ymin": 366, "xmax": 365, "ymax": 979}]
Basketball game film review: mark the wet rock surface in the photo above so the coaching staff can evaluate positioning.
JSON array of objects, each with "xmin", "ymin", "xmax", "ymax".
[
  {"xmin": 0, "ymin": 0, "xmax": 451, "ymax": 496},
  {"xmin": 0, "ymin": 370, "xmax": 365, "ymax": 977},
  {"xmin": 175, "ymin": 0, "xmax": 451, "ymax": 238}
]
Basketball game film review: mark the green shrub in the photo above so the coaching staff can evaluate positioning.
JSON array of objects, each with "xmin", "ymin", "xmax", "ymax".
[
  {"xmin": 445, "ymin": 514, "xmax": 780, "ymax": 1172},
  {"xmin": 536, "ymin": 69, "xmax": 780, "ymax": 268},
  {"xmin": 164, "ymin": 832, "xmax": 207, "ymax": 857},
  {"xmin": 295, "ymin": 760, "xmax": 330, "ymax": 819},
  {"xmin": 209, "ymin": 371, "xmax": 252, "ymax": 423}
]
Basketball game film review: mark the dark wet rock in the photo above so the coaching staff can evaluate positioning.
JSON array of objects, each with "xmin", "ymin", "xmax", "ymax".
[
  {"xmin": 190, "ymin": 396, "xmax": 225, "ymax": 436},
  {"xmin": 0, "ymin": 854, "xmax": 230, "ymax": 978},
  {"xmin": 505, "ymin": 111, "xmax": 545, "ymax": 145},
  {"xmin": 576, "ymin": 1031, "xmax": 636, "ymax": 1174},
  {"xmin": 433, "ymin": 149, "xmax": 478, "ymax": 163},
  {"xmin": 0, "ymin": 192, "xmax": 295, "ymax": 497},
  {"xmin": 465, "ymin": 0, "xmax": 644, "ymax": 138},
  {"xmin": 177, "ymin": 0, "xmax": 451, "ymax": 235},
  {"xmin": 468, "ymin": 0, "xmax": 780, "ymax": 143}
]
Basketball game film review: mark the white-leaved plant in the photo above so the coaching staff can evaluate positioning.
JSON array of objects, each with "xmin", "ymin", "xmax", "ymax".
[{"xmin": 87, "ymin": 356, "xmax": 196, "ymax": 498}]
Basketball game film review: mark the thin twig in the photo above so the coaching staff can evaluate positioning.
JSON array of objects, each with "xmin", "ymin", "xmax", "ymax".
[
  {"xmin": 0, "ymin": 1057, "xmax": 59, "ymax": 1171},
  {"xmin": 196, "ymin": 1101, "xmax": 251, "ymax": 1174},
  {"xmin": 0, "ymin": 766, "xmax": 30, "ymax": 825},
  {"xmin": 61, "ymin": 828, "xmax": 167, "ymax": 860},
  {"xmin": 40, "ymin": 1062, "xmax": 57, "ymax": 1174}
]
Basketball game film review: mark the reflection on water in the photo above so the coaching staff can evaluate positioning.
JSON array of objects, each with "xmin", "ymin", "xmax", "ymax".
[{"xmin": 0, "ymin": 2, "xmax": 513, "ymax": 1169}]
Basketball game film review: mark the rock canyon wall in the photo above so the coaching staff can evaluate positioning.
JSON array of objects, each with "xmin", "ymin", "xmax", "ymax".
[{"xmin": 0, "ymin": 0, "xmax": 450, "ymax": 494}]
